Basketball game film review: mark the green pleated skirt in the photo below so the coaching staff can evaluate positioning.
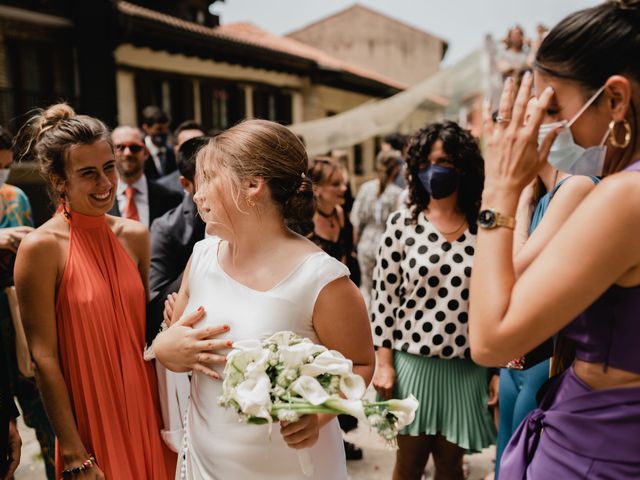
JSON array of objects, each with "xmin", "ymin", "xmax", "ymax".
[{"xmin": 392, "ymin": 351, "xmax": 496, "ymax": 453}]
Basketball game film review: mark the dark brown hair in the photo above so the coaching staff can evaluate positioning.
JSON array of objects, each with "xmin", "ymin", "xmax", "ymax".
[
  {"xmin": 535, "ymin": 0, "xmax": 640, "ymax": 173},
  {"xmin": 16, "ymin": 103, "xmax": 111, "ymax": 203}
]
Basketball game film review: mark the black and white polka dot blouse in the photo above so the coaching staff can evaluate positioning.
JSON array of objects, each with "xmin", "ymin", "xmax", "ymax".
[{"xmin": 370, "ymin": 208, "xmax": 477, "ymax": 359}]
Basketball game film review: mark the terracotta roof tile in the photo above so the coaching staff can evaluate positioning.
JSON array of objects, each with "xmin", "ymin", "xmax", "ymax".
[
  {"xmin": 117, "ymin": 1, "xmax": 406, "ymax": 90},
  {"xmin": 216, "ymin": 22, "xmax": 407, "ymax": 90}
]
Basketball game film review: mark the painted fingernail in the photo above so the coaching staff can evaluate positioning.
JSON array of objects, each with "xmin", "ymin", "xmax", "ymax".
[
  {"xmin": 197, "ymin": 306, "xmax": 204, "ymax": 312},
  {"xmin": 523, "ymin": 71, "xmax": 532, "ymax": 80},
  {"xmin": 226, "ymin": 340, "xmax": 234, "ymax": 347},
  {"xmin": 223, "ymin": 324, "xmax": 230, "ymax": 331}
]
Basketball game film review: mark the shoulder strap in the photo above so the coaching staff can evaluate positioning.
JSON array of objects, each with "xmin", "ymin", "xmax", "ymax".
[{"xmin": 549, "ymin": 174, "xmax": 600, "ymax": 200}]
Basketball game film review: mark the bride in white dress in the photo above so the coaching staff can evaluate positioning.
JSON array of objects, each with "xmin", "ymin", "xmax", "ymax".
[{"xmin": 152, "ymin": 120, "xmax": 375, "ymax": 480}]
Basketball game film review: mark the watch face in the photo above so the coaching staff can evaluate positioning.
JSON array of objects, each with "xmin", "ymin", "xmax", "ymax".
[{"xmin": 479, "ymin": 209, "xmax": 496, "ymax": 227}]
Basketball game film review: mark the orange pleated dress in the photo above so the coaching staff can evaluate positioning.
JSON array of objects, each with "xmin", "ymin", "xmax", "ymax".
[{"xmin": 54, "ymin": 211, "xmax": 176, "ymax": 479}]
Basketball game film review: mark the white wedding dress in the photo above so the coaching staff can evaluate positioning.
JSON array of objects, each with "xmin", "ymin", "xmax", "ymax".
[{"xmin": 177, "ymin": 237, "xmax": 350, "ymax": 480}]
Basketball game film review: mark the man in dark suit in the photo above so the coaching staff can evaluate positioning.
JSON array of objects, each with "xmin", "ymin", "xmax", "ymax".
[
  {"xmin": 156, "ymin": 120, "xmax": 205, "ymax": 194},
  {"xmin": 147, "ymin": 136, "xmax": 208, "ymax": 343},
  {"xmin": 141, "ymin": 106, "xmax": 177, "ymax": 180},
  {"xmin": 109, "ymin": 126, "xmax": 181, "ymax": 228}
]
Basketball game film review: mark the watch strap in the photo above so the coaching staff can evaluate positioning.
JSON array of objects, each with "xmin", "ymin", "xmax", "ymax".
[{"xmin": 495, "ymin": 213, "xmax": 516, "ymax": 229}]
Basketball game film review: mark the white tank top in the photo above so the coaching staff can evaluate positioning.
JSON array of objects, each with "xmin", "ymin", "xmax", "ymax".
[{"xmin": 179, "ymin": 236, "xmax": 350, "ymax": 480}]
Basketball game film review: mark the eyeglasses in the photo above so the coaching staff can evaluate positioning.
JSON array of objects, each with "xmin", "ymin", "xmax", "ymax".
[{"xmin": 115, "ymin": 144, "xmax": 144, "ymax": 154}]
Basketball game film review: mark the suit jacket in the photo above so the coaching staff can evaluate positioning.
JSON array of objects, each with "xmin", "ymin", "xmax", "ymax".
[
  {"xmin": 108, "ymin": 177, "xmax": 182, "ymax": 227},
  {"xmin": 146, "ymin": 195, "xmax": 206, "ymax": 343},
  {"xmin": 144, "ymin": 147, "xmax": 177, "ymax": 180},
  {"xmin": 0, "ymin": 323, "xmax": 18, "ymax": 477},
  {"xmin": 156, "ymin": 169, "xmax": 183, "ymax": 194}
]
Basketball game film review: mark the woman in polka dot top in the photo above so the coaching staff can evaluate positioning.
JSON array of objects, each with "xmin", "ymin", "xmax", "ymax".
[{"xmin": 370, "ymin": 121, "xmax": 496, "ymax": 480}]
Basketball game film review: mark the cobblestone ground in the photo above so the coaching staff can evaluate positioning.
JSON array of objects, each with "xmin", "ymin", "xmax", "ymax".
[{"xmin": 15, "ymin": 417, "xmax": 495, "ymax": 480}]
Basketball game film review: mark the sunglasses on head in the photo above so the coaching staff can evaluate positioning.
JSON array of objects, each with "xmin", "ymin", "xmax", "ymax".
[{"xmin": 115, "ymin": 144, "xmax": 144, "ymax": 153}]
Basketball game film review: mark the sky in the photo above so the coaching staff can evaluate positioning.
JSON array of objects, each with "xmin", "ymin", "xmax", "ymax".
[{"xmin": 213, "ymin": 0, "xmax": 602, "ymax": 65}]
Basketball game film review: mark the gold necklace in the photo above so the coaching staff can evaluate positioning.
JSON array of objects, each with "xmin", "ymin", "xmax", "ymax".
[{"xmin": 428, "ymin": 215, "xmax": 467, "ymax": 235}]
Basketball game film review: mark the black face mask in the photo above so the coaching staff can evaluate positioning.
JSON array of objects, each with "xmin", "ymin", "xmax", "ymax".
[
  {"xmin": 417, "ymin": 164, "xmax": 459, "ymax": 199},
  {"xmin": 151, "ymin": 133, "xmax": 168, "ymax": 147}
]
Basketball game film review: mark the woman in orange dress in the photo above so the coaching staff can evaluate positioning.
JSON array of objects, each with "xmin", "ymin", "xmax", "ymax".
[{"xmin": 14, "ymin": 104, "xmax": 176, "ymax": 479}]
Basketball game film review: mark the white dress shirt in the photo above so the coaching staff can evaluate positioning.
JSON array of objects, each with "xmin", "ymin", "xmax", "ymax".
[{"xmin": 117, "ymin": 174, "xmax": 150, "ymax": 227}]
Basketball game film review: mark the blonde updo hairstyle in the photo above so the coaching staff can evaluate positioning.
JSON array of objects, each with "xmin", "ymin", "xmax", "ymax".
[
  {"xmin": 195, "ymin": 119, "xmax": 315, "ymax": 226},
  {"xmin": 17, "ymin": 103, "xmax": 111, "ymax": 203}
]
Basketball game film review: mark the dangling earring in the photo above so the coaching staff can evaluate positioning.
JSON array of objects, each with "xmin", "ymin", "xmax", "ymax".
[
  {"xmin": 245, "ymin": 196, "xmax": 256, "ymax": 208},
  {"xmin": 59, "ymin": 192, "xmax": 71, "ymax": 220},
  {"xmin": 609, "ymin": 120, "xmax": 631, "ymax": 149}
]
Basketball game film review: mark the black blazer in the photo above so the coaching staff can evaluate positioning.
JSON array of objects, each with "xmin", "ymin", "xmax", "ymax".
[
  {"xmin": 156, "ymin": 169, "xmax": 182, "ymax": 194},
  {"xmin": 146, "ymin": 195, "xmax": 206, "ymax": 343},
  {"xmin": 144, "ymin": 147, "xmax": 177, "ymax": 180},
  {"xmin": 0, "ymin": 326, "xmax": 18, "ymax": 477},
  {"xmin": 108, "ymin": 177, "xmax": 182, "ymax": 227}
]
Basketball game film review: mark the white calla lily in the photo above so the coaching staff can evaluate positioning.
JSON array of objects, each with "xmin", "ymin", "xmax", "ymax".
[
  {"xmin": 279, "ymin": 342, "xmax": 326, "ymax": 368},
  {"xmin": 387, "ymin": 394, "xmax": 420, "ymax": 429},
  {"xmin": 245, "ymin": 349, "xmax": 271, "ymax": 375},
  {"xmin": 263, "ymin": 331, "xmax": 298, "ymax": 347},
  {"xmin": 226, "ymin": 340, "xmax": 264, "ymax": 372},
  {"xmin": 232, "ymin": 373, "xmax": 272, "ymax": 421},
  {"xmin": 325, "ymin": 398, "xmax": 367, "ymax": 423},
  {"xmin": 289, "ymin": 376, "xmax": 331, "ymax": 405},
  {"xmin": 299, "ymin": 350, "xmax": 353, "ymax": 377},
  {"xmin": 339, "ymin": 374, "xmax": 366, "ymax": 400}
]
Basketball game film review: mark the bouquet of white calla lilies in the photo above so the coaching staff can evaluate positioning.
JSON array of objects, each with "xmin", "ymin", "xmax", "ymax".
[{"xmin": 218, "ymin": 331, "xmax": 419, "ymax": 476}]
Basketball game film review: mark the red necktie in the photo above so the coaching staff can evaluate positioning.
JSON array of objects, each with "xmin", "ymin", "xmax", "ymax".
[{"xmin": 124, "ymin": 186, "xmax": 140, "ymax": 221}]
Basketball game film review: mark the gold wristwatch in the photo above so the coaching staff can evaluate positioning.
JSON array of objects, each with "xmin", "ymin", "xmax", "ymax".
[{"xmin": 478, "ymin": 209, "xmax": 516, "ymax": 230}]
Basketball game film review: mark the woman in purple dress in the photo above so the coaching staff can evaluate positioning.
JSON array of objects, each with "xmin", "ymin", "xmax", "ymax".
[{"xmin": 469, "ymin": 1, "xmax": 640, "ymax": 478}]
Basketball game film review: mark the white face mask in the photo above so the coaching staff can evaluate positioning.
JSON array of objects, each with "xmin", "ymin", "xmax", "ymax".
[
  {"xmin": 538, "ymin": 85, "xmax": 611, "ymax": 176},
  {"xmin": 0, "ymin": 168, "xmax": 10, "ymax": 186}
]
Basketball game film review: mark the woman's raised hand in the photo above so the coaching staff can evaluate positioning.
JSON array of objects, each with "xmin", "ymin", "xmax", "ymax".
[
  {"xmin": 482, "ymin": 72, "xmax": 560, "ymax": 194},
  {"xmin": 153, "ymin": 307, "xmax": 232, "ymax": 378}
]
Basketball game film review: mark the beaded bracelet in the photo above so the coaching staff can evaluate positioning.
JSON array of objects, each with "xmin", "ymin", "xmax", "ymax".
[{"xmin": 61, "ymin": 455, "xmax": 96, "ymax": 478}]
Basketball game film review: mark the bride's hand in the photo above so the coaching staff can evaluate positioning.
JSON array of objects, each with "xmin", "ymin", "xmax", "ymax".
[
  {"xmin": 153, "ymin": 307, "xmax": 231, "ymax": 378},
  {"xmin": 482, "ymin": 72, "xmax": 560, "ymax": 195},
  {"xmin": 280, "ymin": 414, "xmax": 320, "ymax": 450}
]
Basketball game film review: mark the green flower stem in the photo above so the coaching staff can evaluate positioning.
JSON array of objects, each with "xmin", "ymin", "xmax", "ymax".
[{"xmin": 270, "ymin": 404, "xmax": 344, "ymax": 416}]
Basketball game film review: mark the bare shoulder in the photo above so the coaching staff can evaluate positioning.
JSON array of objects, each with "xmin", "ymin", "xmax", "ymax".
[
  {"xmin": 562, "ymin": 175, "xmax": 599, "ymax": 191},
  {"xmin": 545, "ymin": 176, "xmax": 598, "ymax": 209},
  {"xmin": 569, "ymin": 171, "xmax": 640, "ymax": 236},
  {"xmin": 17, "ymin": 218, "xmax": 67, "ymax": 274},
  {"xmin": 20, "ymin": 218, "xmax": 66, "ymax": 256},
  {"xmin": 594, "ymin": 170, "xmax": 640, "ymax": 207},
  {"xmin": 108, "ymin": 215, "xmax": 149, "ymax": 244}
]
